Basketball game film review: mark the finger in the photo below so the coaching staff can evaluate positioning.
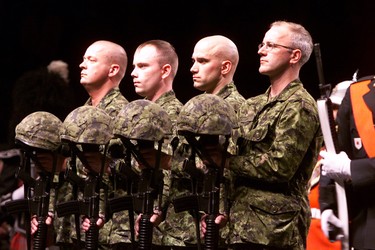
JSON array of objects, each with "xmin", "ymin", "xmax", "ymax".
[
  {"xmin": 330, "ymin": 216, "xmax": 343, "ymax": 229},
  {"xmin": 46, "ymin": 216, "xmax": 53, "ymax": 225}
]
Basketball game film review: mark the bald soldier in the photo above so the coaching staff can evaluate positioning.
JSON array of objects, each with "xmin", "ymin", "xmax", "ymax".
[
  {"xmin": 55, "ymin": 40, "xmax": 130, "ymax": 249},
  {"xmin": 190, "ymin": 35, "xmax": 245, "ymax": 111},
  {"xmin": 79, "ymin": 40, "xmax": 129, "ymax": 114},
  {"xmin": 161, "ymin": 35, "xmax": 245, "ymax": 249}
]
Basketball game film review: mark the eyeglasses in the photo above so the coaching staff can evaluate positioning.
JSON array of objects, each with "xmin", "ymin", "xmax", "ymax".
[{"xmin": 258, "ymin": 42, "xmax": 295, "ymax": 51}]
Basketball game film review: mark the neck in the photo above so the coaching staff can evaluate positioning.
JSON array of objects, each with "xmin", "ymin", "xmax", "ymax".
[
  {"xmin": 88, "ymin": 85, "xmax": 114, "ymax": 107},
  {"xmin": 147, "ymin": 84, "xmax": 172, "ymax": 102},
  {"xmin": 269, "ymin": 69, "xmax": 299, "ymax": 97},
  {"xmin": 207, "ymin": 79, "xmax": 232, "ymax": 95}
]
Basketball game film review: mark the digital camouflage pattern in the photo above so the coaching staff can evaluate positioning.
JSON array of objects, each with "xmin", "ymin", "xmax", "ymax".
[
  {"xmin": 84, "ymin": 88, "xmax": 129, "ymax": 247},
  {"xmin": 60, "ymin": 106, "xmax": 113, "ymax": 145},
  {"xmin": 164, "ymin": 85, "xmax": 245, "ymax": 247},
  {"xmin": 229, "ymin": 80, "xmax": 323, "ymax": 249},
  {"xmin": 214, "ymin": 81, "xmax": 245, "ymax": 244},
  {"xmin": 215, "ymin": 81, "xmax": 246, "ymax": 114},
  {"xmin": 177, "ymin": 93, "xmax": 237, "ymax": 136},
  {"xmin": 15, "ymin": 111, "xmax": 62, "ymax": 151},
  {"xmin": 56, "ymin": 105, "xmax": 114, "ymax": 247},
  {"xmin": 84, "ymin": 87, "xmax": 129, "ymax": 118},
  {"xmin": 152, "ymin": 90, "xmax": 183, "ymax": 246},
  {"xmin": 114, "ymin": 99, "xmax": 172, "ymax": 142},
  {"xmin": 55, "ymin": 87, "xmax": 128, "ymax": 248},
  {"xmin": 154, "ymin": 90, "xmax": 183, "ymax": 137}
]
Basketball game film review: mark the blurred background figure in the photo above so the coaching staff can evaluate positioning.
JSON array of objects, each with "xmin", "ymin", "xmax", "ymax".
[{"xmin": 7, "ymin": 59, "xmax": 76, "ymax": 147}]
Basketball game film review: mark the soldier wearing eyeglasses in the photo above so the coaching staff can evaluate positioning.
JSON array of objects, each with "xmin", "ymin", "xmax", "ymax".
[{"xmin": 228, "ymin": 21, "xmax": 323, "ymax": 250}]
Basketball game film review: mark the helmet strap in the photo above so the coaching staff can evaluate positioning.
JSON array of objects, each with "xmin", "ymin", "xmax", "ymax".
[
  {"xmin": 184, "ymin": 134, "xmax": 219, "ymax": 169},
  {"xmin": 69, "ymin": 143, "xmax": 108, "ymax": 176},
  {"xmin": 120, "ymin": 138, "xmax": 153, "ymax": 169}
]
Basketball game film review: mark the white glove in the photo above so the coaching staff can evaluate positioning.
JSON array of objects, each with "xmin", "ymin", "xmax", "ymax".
[
  {"xmin": 321, "ymin": 209, "xmax": 344, "ymax": 241},
  {"xmin": 320, "ymin": 151, "xmax": 351, "ymax": 181}
]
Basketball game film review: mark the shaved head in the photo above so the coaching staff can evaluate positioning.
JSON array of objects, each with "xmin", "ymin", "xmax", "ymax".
[
  {"xmin": 195, "ymin": 35, "xmax": 239, "ymax": 72},
  {"xmin": 90, "ymin": 40, "xmax": 128, "ymax": 81}
]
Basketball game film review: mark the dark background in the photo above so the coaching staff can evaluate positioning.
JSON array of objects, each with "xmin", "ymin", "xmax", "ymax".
[{"xmin": 1, "ymin": 0, "xmax": 375, "ymax": 145}]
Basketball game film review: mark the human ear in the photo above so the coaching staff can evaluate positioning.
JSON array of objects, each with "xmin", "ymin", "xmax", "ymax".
[
  {"xmin": 161, "ymin": 64, "xmax": 172, "ymax": 79},
  {"xmin": 290, "ymin": 49, "xmax": 301, "ymax": 64},
  {"xmin": 221, "ymin": 60, "xmax": 232, "ymax": 75},
  {"xmin": 109, "ymin": 64, "xmax": 120, "ymax": 77}
]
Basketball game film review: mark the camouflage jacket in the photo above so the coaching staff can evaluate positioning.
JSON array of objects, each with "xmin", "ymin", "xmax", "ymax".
[
  {"xmin": 216, "ymin": 81, "xmax": 246, "ymax": 113},
  {"xmin": 85, "ymin": 87, "xmax": 129, "ymax": 118},
  {"xmin": 56, "ymin": 87, "xmax": 129, "ymax": 246},
  {"xmin": 153, "ymin": 90, "xmax": 183, "ymax": 245},
  {"xmin": 229, "ymin": 80, "xmax": 322, "ymax": 249}
]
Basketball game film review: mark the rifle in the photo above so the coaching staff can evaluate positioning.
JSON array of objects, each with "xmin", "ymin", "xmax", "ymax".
[
  {"xmin": 172, "ymin": 149, "xmax": 203, "ymax": 250},
  {"xmin": 314, "ymin": 43, "xmax": 349, "ymax": 250},
  {"xmin": 56, "ymin": 144, "xmax": 83, "ymax": 249},
  {"xmin": 173, "ymin": 134, "xmax": 229, "ymax": 250},
  {"xmin": 121, "ymin": 139, "xmax": 164, "ymax": 250},
  {"xmin": 56, "ymin": 143, "xmax": 108, "ymax": 250}
]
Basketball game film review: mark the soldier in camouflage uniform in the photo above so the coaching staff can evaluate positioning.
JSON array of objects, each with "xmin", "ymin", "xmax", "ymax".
[
  {"xmin": 163, "ymin": 35, "xmax": 245, "ymax": 249},
  {"xmin": 172, "ymin": 94, "xmax": 238, "ymax": 250},
  {"xmin": 56, "ymin": 40, "xmax": 130, "ymax": 249},
  {"xmin": 58, "ymin": 105, "xmax": 114, "ymax": 249},
  {"xmin": 131, "ymin": 39, "xmax": 183, "ymax": 249},
  {"xmin": 228, "ymin": 21, "xmax": 323, "ymax": 250},
  {"xmin": 12, "ymin": 111, "xmax": 65, "ymax": 248},
  {"xmin": 112, "ymin": 99, "xmax": 173, "ymax": 249}
]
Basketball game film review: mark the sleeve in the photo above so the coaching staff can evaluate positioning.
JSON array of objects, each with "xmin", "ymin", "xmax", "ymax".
[
  {"xmin": 337, "ymin": 88, "xmax": 353, "ymax": 158},
  {"xmin": 231, "ymin": 100, "xmax": 320, "ymax": 184}
]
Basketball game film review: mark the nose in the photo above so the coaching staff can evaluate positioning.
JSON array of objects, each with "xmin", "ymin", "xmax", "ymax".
[
  {"xmin": 190, "ymin": 63, "xmax": 197, "ymax": 73},
  {"xmin": 79, "ymin": 61, "xmax": 85, "ymax": 69},
  {"xmin": 131, "ymin": 68, "xmax": 136, "ymax": 78},
  {"xmin": 258, "ymin": 46, "xmax": 266, "ymax": 55}
]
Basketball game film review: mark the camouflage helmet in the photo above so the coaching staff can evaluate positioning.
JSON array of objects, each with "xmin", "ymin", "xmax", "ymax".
[
  {"xmin": 177, "ymin": 94, "xmax": 237, "ymax": 136},
  {"xmin": 113, "ymin": 99, "xmax": 172, "ymax": 141},
  {"xmin": 15, "ymin": 111, "xmax": 62, "ymax": 151},
  {"xmin": 60, "ymin": 106, "xmax": 113, "ymax": 144}
]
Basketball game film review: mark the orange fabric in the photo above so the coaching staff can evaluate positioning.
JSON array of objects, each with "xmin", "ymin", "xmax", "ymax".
[
  {"xmin": 307, "ymin": 183, "xmax": 341, "ymax": 250},
  {"xmin": 350, "ymin": 80, "xmax": 375, "ymax": 157},
  {"xmin": 10, "ymin": 232, "xmax": 27, "ymax": 250},
  {"xmin": 309, "ymin": 182, "xmax": 320, "ymax": 209}
]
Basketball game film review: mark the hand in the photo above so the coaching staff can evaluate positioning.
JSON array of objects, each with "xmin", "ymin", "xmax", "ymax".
[
  {"xmin": 320, "ymin": 151, "xmax": 351, "ymax": 181},
  {"xmin": 81, "ymin": 215, "xmax": 105, "ymax": 232},
  {"xmin": 30, "ymin": 212, "xmax": 54, "ymax": 235},
  {"xmin": 321, "ymin": 209, "xmax": 344, "ymax": 241},
  {"xmin": 134, "ymin": 209, "xmax": 163, "ymax": 237},
  {"xmin": 200, "ymin": 213, "xmax": 228, "ymax": 239}
]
